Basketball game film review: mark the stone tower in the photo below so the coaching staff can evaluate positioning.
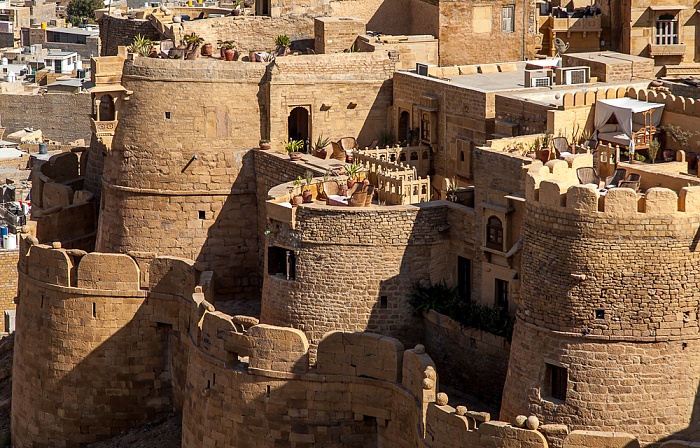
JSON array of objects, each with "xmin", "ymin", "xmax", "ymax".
[
  {"xmin": 93, "ymin": 57, "xmax": 268, "ymax": 300},
  {"xmin": 500, "ymin": 158, "xmax": 700, "ymax": 445}
]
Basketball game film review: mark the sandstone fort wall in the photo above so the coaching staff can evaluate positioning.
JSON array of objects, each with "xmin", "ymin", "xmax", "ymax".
[
  {"xmin": 96, "ymin": 58, "xmax": 264, "ymax": 299},
  {"xmin": 268, "ymin": 52, "xmax": 395, "ymax": 148},
  {"xmin": 423, "ymin": 309, "xmax": 510, "ymax": 409},
  {"xmin": 0, "ymin": 92, "xmax": 91, "ymax": 143},
  {"xmin": 501, "ymin": 156, "xmax": 700, "ymax": 445},
  {"xmin": 12, "ymin": 237, "xmax": 645, "ymax": 447},
  {"xmin": 261, "ymin": 193, "xmax": 448, "ymax": 358}
]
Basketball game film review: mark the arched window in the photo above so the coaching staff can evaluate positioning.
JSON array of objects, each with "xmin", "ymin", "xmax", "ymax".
[{"xmin": 486, "ymin": 216, "xmax": 504, "ymax": 250}]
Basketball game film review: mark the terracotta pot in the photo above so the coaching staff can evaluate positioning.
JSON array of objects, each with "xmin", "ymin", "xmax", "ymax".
[
  {"xmin": 663, "ymin": 148, "xmax": 675, "ymax": 162},
  {"xmin": 224, "ymin": 48, "xmax": 235, "ymax": 61},
  {"xmin": 315, "ymin": 148, "xmax": 327, "ymax": 159},
  {"xmin": 201, "ymin": 43, "xmax": 213, "ymax": 56},
  {"xmin": 259, "ymin": 142, "xmax": 271, "ymax": 150},
  {"xmin": 291, "ymin": 195, "xmax": 303, "ymax": 206},
  {"xmin": 302, "ymin": 190, "xmax": 313, "ymax": 203},
  {"xmin": 347, "ymin": 179, "xmax": 356, "ymax": 189},
  {"xmin": 289, "ymin": 152, "xmax": 302, "ymax": 161},
  {"xmin": 148, "ymin": 48, "xmax": 158, "ymax": 58},
  {"xmin": 232, "ymin": 9, "xmax": 241, "ymax": 15}
]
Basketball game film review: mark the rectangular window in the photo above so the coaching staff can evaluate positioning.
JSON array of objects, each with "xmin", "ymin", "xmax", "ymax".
[
  {"xmin": 457, "ymin": 257, "xmax": 471, "ymax": 301},
  {"xmin": 501, "ymin": 5, "xmax": 515, "ymax": 33},
  {"xmin": 267, "ymin": 246, "xmax": 296, "ymax": 280},
  {"xmin": 495, "ymin": 279, "xmax": 508, "ymax": 309},
  {"xmin": 655, "ymin": 15, "xmax": 679, "ymax": 45},
  {"xmin": 547, "ymin": 364, "xmax": 568, "ymax": 401}
]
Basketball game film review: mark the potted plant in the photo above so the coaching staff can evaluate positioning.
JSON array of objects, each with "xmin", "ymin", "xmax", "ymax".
[
  {"xmin": 314, "ymin": 134, "xmax": 330, "ymax": 159},
  {"xmin": 128, "ymin": 34, "xmax": 153, "ymax": 57},
  {"xmin": 541, "ymin": 130, "xmax": 553, "ymax": 151},
  {"xmin": 316, "ymin": 168, "xmax": 331, "ymax": 202},
  {"xmin": 183, "ymin": 32, "xmax": 204, "ymax": 59},
  {"xmin": 259, "ymin": 139, "xmax": 271, "ymax": 150},
  {"xmin": 285, "ymin": 139, "xmax": 304, "ymax": 160},
  {"xmin": 218, "ymin": 40, "xmax": 237, "ymax": 61},
  {"xmin": 446, "ymin": 177, "xmax": 458, "ymax": 202},
  {"xmin": 289, "ymin": 182, "xmax": 303, "ymax": 206},
  {"xmin": 274, "ymin": 34, "xmax": 291, "ymax": 56},
  {"xmin": 660, "ymin": 124, "xmax": 699, "ymax": 162},
  {"xmin": 344, "ymin": 162, "xmax": 361, "ymax": 188},
  {"xmin": 648, "ymin": 138, "xmax": 660, "ymax": 164},
  {"xmin": 302, "ymin": 170, "xmax": 314, "ymax": 203}
]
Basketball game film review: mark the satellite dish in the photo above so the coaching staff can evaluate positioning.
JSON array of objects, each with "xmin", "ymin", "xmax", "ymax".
[{"xmin": 553, "ymin": 38, "xmax": 570, "ymax": 57}]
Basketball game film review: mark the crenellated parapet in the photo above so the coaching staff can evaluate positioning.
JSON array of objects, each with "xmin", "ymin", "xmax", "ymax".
[
  {"xmin": 501, "ymin": 149, "xmax": 700, "ymax": 443},
  {"xmin": 14, "ymin": 234, "xmax": 652, "ymax": 448}
]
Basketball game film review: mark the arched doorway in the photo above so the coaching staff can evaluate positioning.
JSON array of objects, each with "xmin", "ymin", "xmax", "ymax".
[
  {"xmin": 98, "ymin": 95, "xmax": 115, "ymax": 121},
  {"xmin": 398, "ymin": 110, "xmax": 410, "ymax": 145},
  {"xmin": 288, "ymin": 107, "xmax": 309, "ymax": 142}
]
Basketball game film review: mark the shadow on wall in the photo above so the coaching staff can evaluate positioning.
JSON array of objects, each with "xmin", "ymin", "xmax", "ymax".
[
  {"xmin": 193, "ymin": 150, "xmax": 259, "ymax": 301},
  {"xmin": 365, "ymin": 0, "xmax": 413, "ymax": 35},
  {"xmin": 354, "ymin": 80, "xmax": 394, "ymax": 147},
  {"xmin": 658, "ymin": 392, "xmax": 700, "ymax": 444}
]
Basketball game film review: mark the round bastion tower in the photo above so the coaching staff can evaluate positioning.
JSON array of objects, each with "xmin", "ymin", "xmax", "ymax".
[
  {"xmin": 500, "ymin": 158, "xmax": 700, "ymax": 445},
  {"xmin": 95, "ymin": 57, "xmax": 268, "ymax": 300}
]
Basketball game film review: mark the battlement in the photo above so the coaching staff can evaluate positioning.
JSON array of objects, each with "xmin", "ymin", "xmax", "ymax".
[{"xmin": 526, "ymin": 155, "xmax": 700, "ymax": 218}]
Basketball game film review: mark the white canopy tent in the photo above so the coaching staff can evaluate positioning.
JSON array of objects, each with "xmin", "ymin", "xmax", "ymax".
[{"xmin": 594, "ymin": 98, "xmax": 665, "ymax": 151}]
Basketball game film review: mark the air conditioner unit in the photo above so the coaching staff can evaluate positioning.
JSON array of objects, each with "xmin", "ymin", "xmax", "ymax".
[
  {"xmin": 416, "ymin": 63, "xmax": 429, "ymax": 76},
  {"xmin": 525, "ymin": 69, "xmax": 553, "ymax": 87},
  {"xmin": 555, "ymin": 66, "xmax": 590, "ymax": 85},
  {"xmin": 532, "ymin": 77, "xmax": 551, "ymax": 87}
]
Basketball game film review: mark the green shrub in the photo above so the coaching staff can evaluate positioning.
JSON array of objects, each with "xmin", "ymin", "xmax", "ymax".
[{"xmin": 409, "ymin": 281, "xmax": 515, "ymax": 341}]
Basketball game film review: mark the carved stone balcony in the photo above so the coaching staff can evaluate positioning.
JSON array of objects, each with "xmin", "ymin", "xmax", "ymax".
[
  {"xmin": 90, "ymin": 118, "xmax": 118, "ymax": 145},
  {"xmin": 649, "ymin": 43, "xmax": 686, "ymax": 57}
]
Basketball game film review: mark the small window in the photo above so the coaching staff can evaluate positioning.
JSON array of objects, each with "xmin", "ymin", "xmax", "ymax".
[
  {"xmin": 655, "ymin": 14, "xmax": 678, "ymax": 45},
  {"xmin": 420, "ymin": 113, "xmax": 431, "ymax": 142},
  {"xmin": 457, "ymin": 256, "xmax": 471, "ymax": 300},
  {"xmin": 495, "ymin": 279, "xmax": 508, "ymax": 309},
  {"xmin": 460, "ymin": 151, "xmax": 465, "ymax": 162},
  {"xmin": 546, "ymin": 363, "xmax": 568, "ymax": 401},
  {"xmin": 165, "ymin": 111, "xmax": 171, "ymax": 119},
  {"xmin": 199, "ymin": 210, "xmax": 206, "ymax": 219},
  {"xmin": 486, "ymin": 216, "xmax": 504, "ymax": 251},
  {"xmin": 501, "ymin": 5, "xmax": 515, "ymax": 33},
  {"xmin": 595, "ymin": 309, "xmax": 605, "ymax": 319},
  {"xmin": 380, "ymin": 296, "xmax": 388, "ymax": 309},
  {"xmin": 267, "ymin": 246, "xmax": 296, "ymax": 280}
]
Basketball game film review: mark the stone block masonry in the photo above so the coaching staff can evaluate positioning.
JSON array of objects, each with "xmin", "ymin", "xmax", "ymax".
[
  {"xmin": 0, "ymin": 92, "xmax": 92, "ymax": 143},
  {"xmin": 501, "ymin": 157, "xmax": 700, "ymax": 445},
  {"xmin": 11, "ymin": 236, "xmax": 647, "ymax": 447},
  {"xmin": 0, "ymin": 249, "xmax": 17, "ymax": 333}
]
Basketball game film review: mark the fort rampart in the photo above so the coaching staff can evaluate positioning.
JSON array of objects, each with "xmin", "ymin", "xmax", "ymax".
[
  {"xmin": 12, "ymin": 234, "xmax": 648, "ymax": 448},
  {"xmin": 261, "ymin": 177, "xmax": 449, "ymax": 358},
  {"xmin": 501, "ymin": 155, "xmax": 700, "ymax": 445}
]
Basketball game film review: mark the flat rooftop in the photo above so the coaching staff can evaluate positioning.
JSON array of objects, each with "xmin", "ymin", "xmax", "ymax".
[
  {"xmin": 563, "ymin": 51, "xmax": 651, "ymax": 64},
  {"xmin": 447, "ymin": 61, "xmax": 533, "ymax": 92},
  {"xmin": 46, "ymin": 27, "xmax": 99, "ymax": 37}
]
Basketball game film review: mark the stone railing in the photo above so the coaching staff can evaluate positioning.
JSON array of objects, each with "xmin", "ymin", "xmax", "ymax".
[{"xmin": 377, "ymin": 172, "xmax": 431, "ymax": 205}]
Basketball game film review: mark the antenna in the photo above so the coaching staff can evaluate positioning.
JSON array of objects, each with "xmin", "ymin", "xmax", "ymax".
[{"xmin": 553, "ymin": 38, "xmax": 570, "ymax": 57}]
